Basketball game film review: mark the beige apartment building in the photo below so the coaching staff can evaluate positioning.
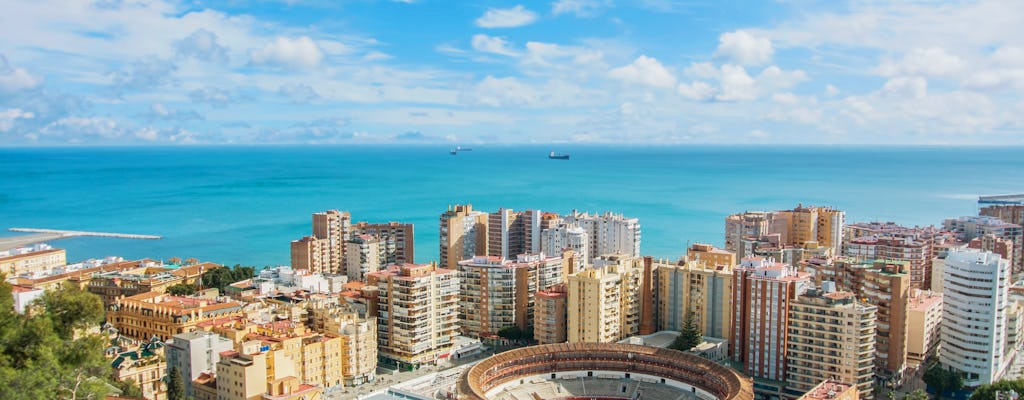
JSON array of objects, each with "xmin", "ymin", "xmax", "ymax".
[
  {"xmin": 367, "ymin": 263, "xmax": 459, "ymax": 369},
  {"xmin": 0, "ymin": 244, "xmax": 66, "ymax": 276},
  {"xmin": 351, "ymin": 221, "xmax": 415, "ymax": 264},
  {"xmin": 906, "ymin": 290, "xmax": 942, "ymax": 367},
  {"xmin": 567, "ymin": 254, "xmax": 641, "ymax": 343},
  {"xmin": 655, "ymin": 255, "xmax": 734, "ymax": 340},
  {"xmin": 724, "ymin": 211, "xmax": 772, "ymax": 255},
  {"xmin": 345, "ymin": 234, "xmax": 384, "ymax": 282},
  {"xmin": 457, "ymin": 253, "xmax": 566, "ymax": 338},
  {"xmin": 772, "ymin": 204, "xmax": 845, "ymax": 255},
  {"xmin": 439, "ymin": 204, "xmax": 489, "ymax": 269},
  {"xmin": 290, "ymin": 235, "xmax": 332, "ymax": 274},
  {"xmin": 786, "ymin": 288, "xmax": 876, "ymax": 400},
  {"xmin": 215, "ymin": 343, "xmax": 268, "ymax": 400},
  {"xmin": 534, "ymin": 283, "xmax": 568, "ymax": 344}
]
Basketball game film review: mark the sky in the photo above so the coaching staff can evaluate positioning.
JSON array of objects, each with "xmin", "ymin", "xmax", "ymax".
[{"xmin": 1, "ymin": 0, "xmax": 1023, "ymax": 146}]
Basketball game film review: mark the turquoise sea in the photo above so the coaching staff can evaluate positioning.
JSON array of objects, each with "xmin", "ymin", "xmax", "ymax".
[{"xmin": 0, "ymin": 145, "xmax": 1020, "ymax": 266}]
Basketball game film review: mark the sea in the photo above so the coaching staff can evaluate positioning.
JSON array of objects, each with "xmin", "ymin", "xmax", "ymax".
[{"xmin": 1, "ymin": 145, "xmax": 1021, "ymax": 267}]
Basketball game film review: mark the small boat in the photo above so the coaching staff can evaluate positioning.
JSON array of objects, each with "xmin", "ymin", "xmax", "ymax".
[
  {"xmin": 450, "ymin": 146, "xmax": 473, "ymax": 155},
  {"xmin": 548, "ymin": 151, "xmax": 570, "ymax": 160}
]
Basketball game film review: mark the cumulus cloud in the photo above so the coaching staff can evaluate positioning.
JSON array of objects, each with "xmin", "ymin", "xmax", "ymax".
[
  {"xmin": 471, "ymin": 34, "xmax": 519, "ymax": 56},
  {"xmin": 40, "ymin": 117, "xmax": 122, "ymax": 141},
  {"xmin": 139, "ymin": 103, "xmax": 203, "ymax": 122},
  {"xmin": 608, "ymin": 55, "xmax": 677, "ymax": 88},
  {"xmin": 883, "ymin": 76, "xmax": 928, "ymax": 99},
  {"xmin": 877, "ymin": 47, "xmax": 964, "ymax": 78},
  {"xmin": 134, "ymin": 126, "xmax": 159, "ymax": 141},
  {"xmin": 278, "ymin": 83, "xmax": 320, "ymax": 103},
  {"xmin": 677, "ymin": 81, "xmax": 715, "ymax": 101},
  {"xmin": 250, "ymin": 36, "xmax": 324, "ymax": 69},
  {"xmin": 475, "ymin": 5, "xmax": 538, "ymax": 28},
  {"xmin": 716, "ymin": 64, "xmax": 757, "ymax": 101},
  {"xmin": 110, "ymin": 56, "xmax": 177, "ymax": 95},
  {"xmin": 461, "ymin": 76, "xmax": 540, "ymax": 107},
  {"xmin": 715, "ymin": 31, "xmax": 773, "ymax": 66},
  {"xmin": 0, "ymin": 108, "xmax": 34, "ymax": 132},
  {"xmin": 552, "ymin": 0, "xmax": 610, "ymax": 17},
  {"xmin": 175, "ymin": 29, "xmax": 230, "ymax": 63},
  {"xmin": 189, "ymin": 87, "xmax": 237, "ymax": 107},
  {"xmin": 0, "ymin": 58, "xmax": 41, "ymax": 92}
]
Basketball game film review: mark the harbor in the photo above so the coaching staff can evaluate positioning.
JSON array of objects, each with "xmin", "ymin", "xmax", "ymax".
[{"xmin": 1, "ymin": 228, "xmax": 162, "ymax": 251}]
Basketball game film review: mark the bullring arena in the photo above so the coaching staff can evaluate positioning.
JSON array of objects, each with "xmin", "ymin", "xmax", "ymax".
[{"xmin": 456, "ymin": 343, "xmax": 754, "ymax": 400}]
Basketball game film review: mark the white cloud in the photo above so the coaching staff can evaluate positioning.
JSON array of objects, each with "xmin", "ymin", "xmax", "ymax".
[
  {"xmin": 41, "ymin": 117, "xmax": 122, "ymax": 140},
  {"xmin": 757, "ymin": 65, "xmax": 807, "ymax": 91},
  {"xmin": 0, "ymin": 62, "xmax": 41, "ymax": 92},
  {"xmin": 748, "ymin": 129, "xmax": 769, "ymax": 139},
  {"xmin": 0, "ymin": 108, "xmax": 34, "ymax": 132},
  {"xmin": 461, "ymin": 76, "xmax": 540, "ymax": 107},
  {"xmin": 471, "ymin": 34, "xmax": 519, "ymax": 57},
  {"xmin": 175, "ymin": 29, "xmax": 229, "ymax": 63},
  {"xmin": 677, "ymin": 81, "xmax": 715, "ymax": 101},
  {"xmin": 608, "ymin": 55, "xmax": 677, "ymax": 89},
  {"xmin": 189, "ymin": 87, "xmax": 237, "ymax": 107},
  {"xmin": 825, "ymin": 84, "xmax": 840, "ymax": 97},
  {"xmin": 134, "ymin": 126, "xmax": 159, "ymax": 141},
  {"xmin": 716, "ymin": 64, "xmax": 756, "ymax": 101},
  {"xmin": 250, "ymin": 36, "xmax": 324, "ymax": 69},
  {"xmin": 552, "ymin": 0, "xmax": 609, "ymax": 17},
  {"xmin": 109, "ymin": 56, "xmax": 177, "ymax": 95},
  {"xmin": 883, "ymin": 76, "xmax": 928, "ymax": 99},
  {"xmin": 475, "ymin": 5, "xmax": 538, "ymax": 28},
  {"xmin": 877, "ymin": 47, "xmax": 965, "ymax": 78},
  {"xmin": 715, "ymin": 31, "xmax": 773, "ymax": 66},
  {"xmin": 278, "ymin": 83, "xmax": 320, "ymax": 103}
]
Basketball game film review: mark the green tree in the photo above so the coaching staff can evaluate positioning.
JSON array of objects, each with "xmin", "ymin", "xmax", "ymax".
[
  {"xmin": 167, "ymin": 366, "xmax": 185, "ymax": 400},
  {"xmin": 970, "ymin": 378, "xmax": 1024, "ymax": 400},
  {"xmin": 924, "ymin": 365, "xmax": 964, "ymax": 398},
  {"xmin": 0, "ymin": 281, "xmax": 111, "ymax": 400},
  {"xmin": 165, "ymin": 283, "xmax": 197, "ymax": 296},
  {"xmin": 670, "ymin": 312, "xmax": 703, "ymax": 351},
  {"xmin": 201, "ymin": 264, "xmax": 255, "ymax": 294},
  {"xmin": 904, "ymin": 389, "xmax": 930, "ymax": 400},
  {"xmin": 111, "ymin": 377, "xmax": 143, "ymax": 398}
]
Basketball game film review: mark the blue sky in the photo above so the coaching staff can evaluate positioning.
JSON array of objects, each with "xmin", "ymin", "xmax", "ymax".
[{"xmin": 1, "ymin": 0, "xmax": 1023, "ymax": 145}]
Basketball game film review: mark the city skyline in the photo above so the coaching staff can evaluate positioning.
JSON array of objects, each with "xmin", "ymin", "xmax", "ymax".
[{"xmin": 2, "ymin": 0, "xmax": 1023, "ymax": 146}]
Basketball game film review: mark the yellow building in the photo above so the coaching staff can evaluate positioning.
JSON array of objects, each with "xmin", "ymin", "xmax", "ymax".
[
  {"xmin": 771, "ymin": 204, "xmax": 845, "ymax": 256},
  {"xmin": 534, "ymin": 284, "xmax": 568, "ymax": 344},
  {"xmin": 906, "ymin": 290, "xmax": 942, "ymax": 367},
  {"xmin": 786, "ymin": 288, "xmax": 876, "ymax": 400},
  {"xmin": 0, "ymin": 244, "xmax": 65, "ymax": 277},
  {"xmin": 687, "ymin": 243, "xmax": 736, "ymax": 268},
  {"xmin": 654, "ymin": 258, "xmax": 733, "ymax": 339},
  {"xmin": 216, "ymin": 342, "xmax": 268, "ymax": 400},
  {"xmin": 109, "ymin": 292, "xmax": 244, "ymax": 341},
  {"xmin": 307, "ymin": 303, "xmax": 378, "ymax": 386},
  {"xmin": 439, "ymin": 204, "xmax": 489, "ymax": 270},
  {"xmin": 567, "ymin": 254, "xmax": 641, "ymax": 343}
]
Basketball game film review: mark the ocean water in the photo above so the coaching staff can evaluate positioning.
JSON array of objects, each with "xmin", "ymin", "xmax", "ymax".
[{"xmin": 0, "ymin": 145, "xmax": 1020, "ymax": 266}]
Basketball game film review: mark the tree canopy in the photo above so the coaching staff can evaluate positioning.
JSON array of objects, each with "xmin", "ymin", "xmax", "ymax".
[
  {"xmin": 0, "ymin": 281, "xmax": 110, "ymax": 400},
  {"xmin": 670, "ymin": 311, "xmax": 703, "ymax": 352},
  {"xmin": 201, "ymin": 264, "xmax": 256, "ymax": 294},
  {"xmin": 924, "ymin": 364, "xmax": 964, "ymax": 398},
  {"xmin": 970, "ymin": 378, "xmax": 1024, "ymax": 400}
]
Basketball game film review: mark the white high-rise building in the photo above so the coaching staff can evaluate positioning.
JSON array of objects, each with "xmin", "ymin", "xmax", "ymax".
[
  {"xmin": 941, "ymin": 249, "xmax": 1011, "ymax": 386},
  {"xmin": 564, "ymin": 210, "xmax": 640, "ymax": 261},
  {"xmin": 541, "ymin": 224, "xmax": 589, "ymax": 263}
]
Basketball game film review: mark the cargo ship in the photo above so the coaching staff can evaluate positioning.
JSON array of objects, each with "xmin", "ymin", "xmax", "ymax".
[{"xmin": 548, "ymin": 151, "xmax": 570, "ymax": 160}]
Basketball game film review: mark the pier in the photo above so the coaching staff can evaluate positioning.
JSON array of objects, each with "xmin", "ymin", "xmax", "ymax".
[{"xmin": 9, "ymin": 228, "xmax": 162, "ymax": 240}]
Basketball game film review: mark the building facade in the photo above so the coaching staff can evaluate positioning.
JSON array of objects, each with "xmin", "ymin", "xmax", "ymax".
[
  {"xmin": 906, "ymin": 290, "xmax": 942, "ymax": 367},
  {"xmin": 165, "ymin": 331, "xmax": 234, "ymax": 397},
  {"xmin": 534, "ymin": 284, "xmax": 568, "ymax": 345},
  {"xmin": 785, "ymin": 288, "xmax": 876, "ymax": 400},
  {"xmin": 456, "ymin": 253, "xmax": 565, "ymax": 338},
  {"xmin": 941, "ymin": 249, "xmax": 1011, "ymax": 387},
  {"xmin": 655, "ymin": 258, "xmax": 734, "ymax": 339},
  {"xmin": 439, "ymin": 204, "xmax": 489, "ymax": 269},
  {"xmin": 730, "ymin": 257, "xmax": 811, "ymax": 382},
  {"xmin": 564, "ymin": 210, "xmax": 641, "ymax": 261},
  {"xmin": 0, "ymin": 243, "xmax": 66, "ymax": 277},
  {"xmin": 367, "ymin": 263, "xmax": 459, "ymax": 369},
  {"xmin": 567, "ymin": 255, "xmax": 641, "ymax": 343}
]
